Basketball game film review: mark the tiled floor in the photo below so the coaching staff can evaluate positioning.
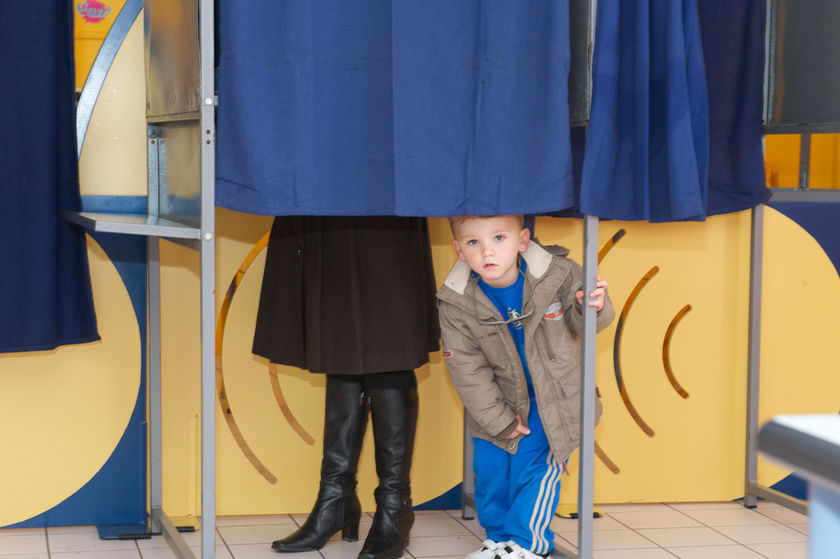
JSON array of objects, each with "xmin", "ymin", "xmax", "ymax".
[{"xmin": 0, "ymin": 501, "xmax": 808, "ymax": 558}]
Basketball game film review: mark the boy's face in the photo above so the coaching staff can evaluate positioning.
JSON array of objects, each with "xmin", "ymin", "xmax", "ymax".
[{"xmin": 451, "ymin": 215, "xmax": 530, "ymax": 288}]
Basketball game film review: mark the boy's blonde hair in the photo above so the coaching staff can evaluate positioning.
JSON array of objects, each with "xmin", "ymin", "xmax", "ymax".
[{"xmin": 448, "ymin": 215, "xmax": 525, "ymax": 237}]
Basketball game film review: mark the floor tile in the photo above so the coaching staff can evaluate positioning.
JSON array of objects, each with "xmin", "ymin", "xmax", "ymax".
[
  {"xmin": 607, "ymin": 509, "xmax": 701, "ymax": 530},
  {"xmin": 679, "ymin": 507, "xmax": 781, "ymax": 527},
  {"xmin": 51, "ymin": 550, "xmax": 142, "ymax": 558},
  {"xmin": 667, "ymin": 502, "xmax": 744, "ymax": 512},
  {"xmin": 216, "ymin": 515, "xmax": 296, "ymax": 527},
  {"xmin": 415, "ymin": 511, "xmax": 457, "ymax": 519},
  {"xmin": 790, "ymin": 522, "xmax": 808, "ymax": 535},
  {"xmin": 747, "ymin": 541, "xmax": 808, "ymax": 559},
  {"xmin": 319, "ymin": 537, "xmax": 412, "ymax": 559},
  {"xmin": 636, "ymin": 526, "xmax": 735, "ymax": 547},
  {"xmin": 0, "ymin": 532, "xmax": 48, "ymax": 554},
  {"xmin": 551, "ymin": 540, "xmax": 577, "ymax": 559},
  {"xmin": 551, "ymin": 514, "xmax": 626, "ymax": 532},
  {"xmin": 228, "ymin": 543, "xmax": 320, "ymax": 559},
  {"xmin": 406, "ymin": 534, "xmax": 482, "ymax": 557},
  {"xmin": 0, "ymin": 555, "xmax": 49, "ymax": 559},
  {"xmin": 593, "ymin": 549, "xmax": 677, "ymax": 559},
  {"xmin": 218, "ymin": 524, "xmax": 295, "ymax": 545},
  {"xmin": 410, "ymin": 516, "xmax": 471, "ymax": 537},
  {"xmin": 754, "ymin": 502, "xmax": 809, "ymax": 524},
  {"xmin": 596, "ymin": 504, "xmax": 672, "ymax": 513},
  {"xmin": 666, "ymin": 545, "xmax": 764, "ymax": 559},
  {"xmin": 449, "ymin": 513, "xmax": 484, "ymax": 539},
  {"xmin": 136, "ymin": 529, "xmax": 223, "ymax": 549},
  {"xmin": 318, "ymin": 538, "xmax": 365, "ymax": 559},
  {"xmin": 47, "ymin": 527, "xmax": 138, "ymax": 553},
  {"xmin": 291, "ymin": 514, "xmax": 309, "ymax": 526},
  {"xmin": 138, "ymin": 544, "xmax": 231, "ymax": 558},
  {"xmin": 557, "ymin": 528, "xmax": 659, "ymax": 550},
  {"xmin": 0, "ymin": 527, "xmax": 46, "ymax": 537},
  {"xmin": 713, "ymin": 523, "xmax": 807, "ymax": 545}
]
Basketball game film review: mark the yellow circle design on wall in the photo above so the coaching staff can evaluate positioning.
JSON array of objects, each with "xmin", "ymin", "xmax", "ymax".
[{"xmin": 0, "ymin": 236, "xmax": 141, "ymax": 526}]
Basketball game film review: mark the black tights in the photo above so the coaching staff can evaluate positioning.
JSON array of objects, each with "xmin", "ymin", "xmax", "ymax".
[{"xmin": 327, "ymin": 370, "xmax": 416, "ymax": 390}]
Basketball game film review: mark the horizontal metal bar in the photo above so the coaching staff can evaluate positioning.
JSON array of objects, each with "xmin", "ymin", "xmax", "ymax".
[
  {"xmin": 763, "ymin": 122, "xmax": 840, "ymax": 134},
  {"xmin": 61, "ymin": 210, "xmax": 202, "ymax": 239},
  {"xmin": 745, "ymin": 483, "xmax": 809, "ymax": 515},
  {"xmin": 151, "ymin": 507, "xmax": 197, "ymax": 559},
  {"xmin": 769, "ymin": 189, "xmax": 840, "ymax": 203}
]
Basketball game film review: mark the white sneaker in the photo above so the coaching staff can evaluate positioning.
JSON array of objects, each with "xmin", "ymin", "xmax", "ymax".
[
  {"xmin": 465, "ymin": 539, "xmax": 506, "ymax": 559},
  {"xmin": 503, "ymin": 541, "xmax": 545, "ymax": 559}
]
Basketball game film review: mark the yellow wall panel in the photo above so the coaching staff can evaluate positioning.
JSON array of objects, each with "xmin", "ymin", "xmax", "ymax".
[{"xmin": 0, "ymin": 237, "xmax": 141, "ymax": 525}]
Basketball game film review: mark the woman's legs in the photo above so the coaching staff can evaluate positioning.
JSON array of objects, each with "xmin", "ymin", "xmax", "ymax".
[
  {"xmin": 358, "ymin": 370, "xmax": 418, "ymax": 559},
  {"xmin": 272, "ymin": 375, "xmax": 369, "ymax": 552}
]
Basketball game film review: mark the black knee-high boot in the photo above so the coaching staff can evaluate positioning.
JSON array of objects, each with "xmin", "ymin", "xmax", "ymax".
[
  {"xmin": 358, "ymin": 384, "xmax": 419, "ymax": 559},
  {"xmin": 272, "ymin": 376, "xmax": 368, "ymax": 552}
]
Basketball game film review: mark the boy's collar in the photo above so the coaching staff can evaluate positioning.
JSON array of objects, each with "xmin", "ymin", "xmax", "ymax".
[
  {"xmin": 443, "ymin": 241, "xmax": 552, "ymax": 295},
  {"xmin": 521, "ymin": 240, "xmax": 552, "ymax": 278}
]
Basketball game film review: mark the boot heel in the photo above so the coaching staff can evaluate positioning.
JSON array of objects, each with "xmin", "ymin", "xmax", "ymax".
[{"xmin": 341, "ymin": 514, "xmax": 360, "ymax": 542}]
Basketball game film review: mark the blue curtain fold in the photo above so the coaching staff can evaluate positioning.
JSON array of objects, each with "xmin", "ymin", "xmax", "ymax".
[
  {"xmin": 0, "ymin": 2, "xmax": 99, "ymax": 353},
  {"xmin": 579, "ymin": 0, "xmax": 710, "ymax": 222},
  {"xmin": 697, "ymin": 0, "xmax": 771, "ymax": 215},
  {"xmin": 215, "ymin": 1, "xmax": 575, "ymax": 217}
]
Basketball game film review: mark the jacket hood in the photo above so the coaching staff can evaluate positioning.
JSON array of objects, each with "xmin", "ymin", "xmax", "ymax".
[{"xmin": 440, "ymin": 240, "xmax": 570, "ymax": 296}]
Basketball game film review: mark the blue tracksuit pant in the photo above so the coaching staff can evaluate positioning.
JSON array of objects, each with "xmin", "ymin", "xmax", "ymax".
[{"xmin": 473, "ymin": 399, "xmax": 565, "ymax": 555}]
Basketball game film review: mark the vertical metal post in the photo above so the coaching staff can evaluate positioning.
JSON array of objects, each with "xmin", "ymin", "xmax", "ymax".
[
  {"xmin": 744, "ymin": 204, "xmax": 764, "ymax": 508},
  {"xmin": 198, "ymin": 0, "xmax": 216, "ymax": 556},
  {"xmin": 147, "ymin": 235, "xmax": 163, "ymax": 527},
  {"xmin": 462, "ymin": 414, "xmax": 476, "ymax": 520},
  {"xmin": 577, "ymin": 215, "xmax": 599, "ymax": 559},
  {"xmin": 798, "ymin": 133, "xmax": 812, "ymax": 190}
]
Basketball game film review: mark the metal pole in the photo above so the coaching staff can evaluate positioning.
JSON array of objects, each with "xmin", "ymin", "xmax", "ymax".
[
  {"xmin": 798, "ymin": 133, "xmax": 812, "ymax": 190},
  {"xmin": 148, "ymin": 236, "xmax": 163, "ymax": 528},
  {"xmin": 462, "ymin": 414, "xmax": 476, "ymax": 520},
  {"xmin": 199, "ymin": 0, "xmax": 216, "ymax": 556},
  {"xmin": 576, "ymin": 215, "xmax": 599, "ymax": 559},
  {"xmin": 744, "ymin": 204, "xmax": 764, "ymax": 508}
]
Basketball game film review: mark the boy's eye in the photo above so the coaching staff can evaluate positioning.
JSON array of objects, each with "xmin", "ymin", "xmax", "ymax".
[
  {"xmin": 466, "ymin": 239, "xmax": 477, "ymax": 246},
  {"xmin": 494, "ymin": 235, "xmax": 506, "ymax": 241}
]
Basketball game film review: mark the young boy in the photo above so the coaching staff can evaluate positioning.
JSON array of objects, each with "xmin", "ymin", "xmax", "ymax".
[{"xmin": 437, "ymin": 215, "xmax": 614, "ymax": 559}]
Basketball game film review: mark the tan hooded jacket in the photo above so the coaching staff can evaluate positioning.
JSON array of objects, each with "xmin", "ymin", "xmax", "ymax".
[{"xmin": 437, "ymin": 241, "xmax": 614, "ymax": 459}]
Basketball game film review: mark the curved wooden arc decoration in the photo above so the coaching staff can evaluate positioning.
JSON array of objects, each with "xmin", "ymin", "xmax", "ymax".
[
  {"xmin": 598, "ymin": 228, "xmax": 626, "ymax": 264},
  {"xmin": 594, "ymin": 441, "xmax": 620, "ymax": 475},
  {"xmin": 662, "ymin": 304, "xmax": 692, "ymax": 399},
  {"xmin": 215, "ymin": 232, "xmax": 277, "ymax": 483},
  {"xmin": 269, "ymin": 364, "xmax": 315, "ymax": 445},
  {"xmin": 587, "ymin": 228, "xmax": 628, "ymax": 475},
  {"xmin": 612, "ymin": 266, "xmax": 659, "ymax": 437},
  {"xmin": 215, "ymin": 232, "xmax": 315, "ymax": 483}
]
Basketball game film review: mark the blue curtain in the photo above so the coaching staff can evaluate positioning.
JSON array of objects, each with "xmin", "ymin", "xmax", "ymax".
[
  {"xmin": 697, "ymin": 0, "xmax": 771, "ymax": 215},
  {"xmin": 579, "ymin": 0, "xmax": 710, "ymax": 222},
  {"xmin": 215, "ymin": 1, "xmax": 575, "ymax": 217},
  {"xmin": 0, "ymin": 2, "xmax": 99, "ymax": 353}
]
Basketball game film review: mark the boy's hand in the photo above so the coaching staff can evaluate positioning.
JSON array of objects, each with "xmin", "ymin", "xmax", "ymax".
[
  {"xmin": 575, "ymin": 276, "xmax": 608, "ymax": 312},
  {"xmin": 506, "ymin": 414, "xmax": 531, "ymax": 439}
]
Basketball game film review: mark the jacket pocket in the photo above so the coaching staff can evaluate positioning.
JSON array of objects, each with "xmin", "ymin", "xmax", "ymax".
[
  {"xmin": 556, "ymin": 368, "xmax": 581, "ymax": 398},
  {"xmin": 537, "ymin": 324, "xmax": 576, "ymax": 367}
]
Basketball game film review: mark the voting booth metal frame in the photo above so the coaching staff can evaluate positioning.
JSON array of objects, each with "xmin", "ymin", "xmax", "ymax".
[
  {"xmin": 64, "ymin": 0, "xmax": 217, "ymax": 557},
  {"xmin": 746, "ymin": 0, "xmax": 840, "ymax": 518},
  {"xmin": 59, "ymin": 1, "xmax": 840, "ymax": 559}
]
